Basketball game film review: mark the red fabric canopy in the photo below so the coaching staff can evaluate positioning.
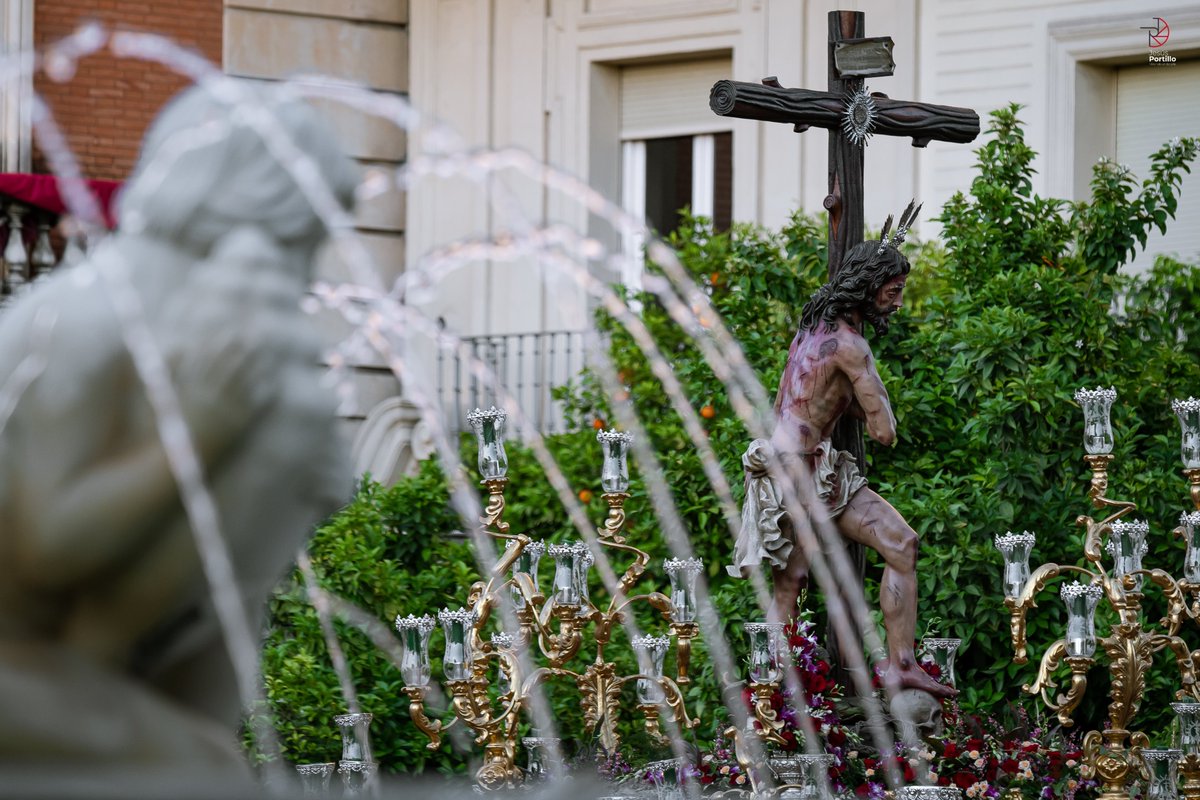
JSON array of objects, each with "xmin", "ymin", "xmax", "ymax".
[{"xmin": 0, "ymin": 173, "xmax": 122, "ymax": 229}]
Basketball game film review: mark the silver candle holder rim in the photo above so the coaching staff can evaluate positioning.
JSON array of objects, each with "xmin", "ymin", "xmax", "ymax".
[
  {"xmin": 921, "ymin": 637, "xmax": 962, "ymax": 649},
  {"xmin": 894, "ymin": 788, "xmax": 964, "ymax": 800},
  {"xmin": 1142, "ymin": 747, "xmax": 1183, "ymax": 761},
  {"xmin": 466, "ymin": 406, "xmax": 506, "ymax": 426},
  {"xmin": 1173, "ymin": 397, "xmax": 1200, "ymax": 414},
  {"xmin": 438, "ymin": 606, "xmax": 477, "ymax": 625},
  {"xmin": 333, "ymin": 712, "xmax": 373, "ymax": 727},
  {"xmin": 490, "ymin": 631, "xmax": 517, "ymax": 649},
  {"xmin": 337, "ymin": 759, "xmax": 377, "ymax": 775},
  {"xmin": 744, "ymin": 621, "xmax": 786, "ymax": 634},
  {"xmin": 572, "ymin": 541, "xmax": 595, "ymax": 565},
  {"xmin": 1060, "ymin": 581, "xmax": 1103, "ymax": 601},
  {"xmin": 1075, "ymin": 386, "xmax": 1117, "ymax": 404},
  {"xmin": 1182, "ymin": 510, "xmax": 1200, "ymax": 526},
  {"xmin": 1171, "ymin": 701, "xmax": 1200, "ymax": 713},
  {"xmin": 395, "ymin": 613, "xmax": 435, "ymax": 633},
  {"xmin": 295, "ymin": 762, "xmax": 336, "ymax": 775},
  {"xmin": 631, "ymin": 634, "xmax": 671, "ymax": 652},
  {"xmin": 664, "ymin": 556, "xmax": 704, "ymax": 573},
  {"xmin": 1109, "ymin": 518, "xmax": 1150, "ymax": 536},
  {"xmin": 994, "ymin": 530, "xmax": 1035, "ymax": 549},
  {"xmin": 767, "ymin": 752, "xmax": 835, "ymax": 765},
  {"xmin": 505, "ymin": 538, "xmax": 545, "ymax": 557},
  {"xmin": 547, "ymin": 542, "xmax": 580, "ymax": 556},
  {"xmin": 596, "ymin": 428, "xmax": 633, "ymax": 444}
]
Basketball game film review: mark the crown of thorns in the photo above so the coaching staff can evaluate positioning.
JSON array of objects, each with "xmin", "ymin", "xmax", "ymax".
[{"xmin": 876, "ymin": 199, "xmax": 922, "ymax": 254}]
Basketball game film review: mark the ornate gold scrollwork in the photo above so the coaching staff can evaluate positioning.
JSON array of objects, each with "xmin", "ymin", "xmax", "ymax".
[
  {"xmin": 403, "ymin": 685, "xmax": 449, "ymax": 750},
  {"xmin": 480, "ymin": 477, "xmax": 510, "ymax": 533}
]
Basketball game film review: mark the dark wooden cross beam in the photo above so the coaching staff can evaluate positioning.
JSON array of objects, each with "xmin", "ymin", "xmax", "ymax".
[
  {"xmin": 710, "ymin": 10, "xmax": 979, "ymax": 276},
  {"xmin": 709, "ymin": 9, "xmax": 979, "ymax": 684}
]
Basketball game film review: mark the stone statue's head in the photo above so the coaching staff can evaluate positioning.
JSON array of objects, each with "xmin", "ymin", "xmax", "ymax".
[
  {"xmin": 798, "ymin": 240, "xmax": 911, "ymax": 335},
  {"xmin": 117, "ymin": 83, "xmax": 359, "ymax": 264}
]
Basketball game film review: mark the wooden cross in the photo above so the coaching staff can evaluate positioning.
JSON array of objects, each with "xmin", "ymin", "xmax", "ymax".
[{"xmin": 709, "ymin": 9, "xmax": 979, "ymax": 681}]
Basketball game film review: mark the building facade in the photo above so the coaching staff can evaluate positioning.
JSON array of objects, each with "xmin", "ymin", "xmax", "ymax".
[{"xmin": 3, "ymin": 0, "xmax": 1197, "ymax": 478}]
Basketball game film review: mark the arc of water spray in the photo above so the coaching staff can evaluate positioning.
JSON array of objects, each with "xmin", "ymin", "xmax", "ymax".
[{"xmin": 28, "ymin": 21, "xmax": 912, "ymax": 791}]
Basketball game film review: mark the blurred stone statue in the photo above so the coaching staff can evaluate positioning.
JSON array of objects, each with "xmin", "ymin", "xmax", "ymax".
[
  {"xmin": 0, "ymin": 84, "xmax": 358, "ymax": 776},
  {"xmin": 729, "ymin": 206, "xmax": 955, "ymax": 700}
]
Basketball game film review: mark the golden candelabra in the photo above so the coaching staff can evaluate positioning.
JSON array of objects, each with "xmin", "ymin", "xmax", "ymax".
[
  {"xmin": 1002, "ymin": 389, "xmax": 1200, "ymax": 800},
  {"xmin": 394, "ymin": 409, "xmax": 700, "ymax": 790}
]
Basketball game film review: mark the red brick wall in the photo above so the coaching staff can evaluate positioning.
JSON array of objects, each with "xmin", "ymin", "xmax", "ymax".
[{"xmin": 33, "ymin": 0, "xmax": 223, "ymax": 181}]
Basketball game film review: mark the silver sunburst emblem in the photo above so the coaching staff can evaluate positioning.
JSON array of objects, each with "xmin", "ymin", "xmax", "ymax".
[{"xmin": 841, "ymin": 86, "xmax": 878, "ymax": 147}]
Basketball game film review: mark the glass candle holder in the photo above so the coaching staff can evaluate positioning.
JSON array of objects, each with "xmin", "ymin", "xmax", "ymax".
[
  {"xmin": 1060, "ymin": 582, "xmax": 1103, "ymax": 658},
  {"xmin": 632, "ymin": 634, "xmax": 670, "ymax": 704},
  {"xmin": 522, "ymin": 736, "xmax": 561, "ymax": 781},
  {"xmin": 1182, "ymin": 511, "xmax": 1200, "ymax": 583},
  {"xmin": 745, "ymin": 621, "xmax": 786, "ymax": 684},
  {"xmin": 507, "ymin": 539, "xmax": 544, "ymax": 609},
  {"xmin": 333, "ymin": 712, "xmax": 373, "ymax": 763},
  {"xmin": 1106, "ymin": 519, "xmax": 1149, "ymax": 594},
  {"xmin": 491, "ymin": 631, "xmax": 516, "ymax": 696},
  {"xmin": 1142, "ymin": 748, "xmax": 1182, "ymax": 800},
  {"xmin": 395, "ymin": 613, "xmax": 435, "ymax": 687},
  {"xmin": 994, "ymin": 531, "xmax": 1036, "ymax": 600},
  {"xmin": 337, "ymin": 760, "xmax": 377, "ymax": 796},
  {"xmin": 572, "ymin": 542, "xmax": 594, "ymax": 612},
  {"xmin": 1174, "ymin": 702, "xmax": 1200, "ymax": 756},
  {"xmin": 1075, "ymin": 386, "xmax": 1117, "ymax": 455},
  {"xmin": 548, "ymin": 543, "xmax": 581, "ymax": 606},
  {"xmin": 439, "ymin": 607, "xmax": 476, "ymax": 681},
  {"xmin": 769, "ymin": 753, "xmax": 834, "ymax": 799},
  {"xmin": 920, "ymin": 637, "xmax": 962, "ymax": 688},
  {"xmin": 664, "ymin": 557, "xmax": 703, "ymax": 623},
  {"xmin": 1174, "ymin": 397, "xmax": 1200, "ymax": 469},
  {"xmin": 597, "ymin": 429, "xmax": 633, "ymax": 493},
  {"xmin": 295, "ymin": 763, "xmax": 336, "ymax": 797},
  {"xmin": 467, "ymin": 406, "xmax": 509, "ymax": 480}
]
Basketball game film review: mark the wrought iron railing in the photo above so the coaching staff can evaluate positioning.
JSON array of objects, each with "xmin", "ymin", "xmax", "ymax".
[{"xmin": 437, "ymin": 329, "xmax": 587, "ymax": 437}]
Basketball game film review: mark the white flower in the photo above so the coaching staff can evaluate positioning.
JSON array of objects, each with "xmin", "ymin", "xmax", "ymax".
[{"xmin": 1075, "ymin": 339, "xmax": 1084, "ymax": 348}]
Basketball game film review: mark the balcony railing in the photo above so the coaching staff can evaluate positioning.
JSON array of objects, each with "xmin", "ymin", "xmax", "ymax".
[{"xmin": 437, "ymin": 329, "xmax": 587, "ymax": 437}]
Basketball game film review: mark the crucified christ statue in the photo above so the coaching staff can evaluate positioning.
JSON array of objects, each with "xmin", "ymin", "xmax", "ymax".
[{"xmin": 729, "ymin": 208, "xmax": 954, "ymax": 700}]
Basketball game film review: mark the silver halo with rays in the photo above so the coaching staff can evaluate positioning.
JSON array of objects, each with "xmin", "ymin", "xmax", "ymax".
[{"xmin": 841, "ymin": 85, "xmax": 878, "ymax": 147}]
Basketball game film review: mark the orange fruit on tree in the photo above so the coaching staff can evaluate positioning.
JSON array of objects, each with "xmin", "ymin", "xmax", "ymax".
[
  {"xmin": 700, "ymin": 404, "xmax": 716, "ymax": 419},
  {"xmin": 578, "ymin": 489, "xmax": 593, "ymax": 503},
  {"xmin": 592, "ymin": 418, "xmax": 606, "ymax": 430}
]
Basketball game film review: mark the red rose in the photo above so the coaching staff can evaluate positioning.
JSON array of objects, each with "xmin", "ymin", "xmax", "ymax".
[
  {"xmin": 828, "ymin": 727, "xmax": 847, "ymax": 746},
  {"xmin": 953, "ymin": 771, "xmax": 975, "ymax": 789},
  {"xmin": 1000, "ymin": 758, "xmax": 1019, "ymax": 774},
  {"xmin": 806, "ymin": 673, "xmax": 829, "ymax": 694},
  {"xmin": 943, "ymin": 742, "xmax": 959, "ymax": 759}
]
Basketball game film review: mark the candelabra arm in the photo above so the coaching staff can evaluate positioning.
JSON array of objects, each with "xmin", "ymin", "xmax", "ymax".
[
  {"xmin": 535, "ymin": 605, "xmax": 583, "ymax": 667},
  {"xmin": 1148, "ymin": 568, "xmax": 1190, "ymax": 635},
  {"xmin": 491, "ymin": 534, "xmax": 530, "ymax": 577},
  {"xmin": 598, "ymin": 492, "xmax": 630, "ymax": 541},
  {"xmin": 1185, "ymin": 467, "xmax": 1200, "ymax": 512},
  {"xmin": 480, "ymin": 477, "xmax": 511, "ymax": 534},
  {"xmin": 1079, "ymin": 507, "xmax": 1136, "ymax": 566},
  {"xmin": 1151, "ymin": 633, "xmax": 1200, "ymax": 700},
  {"xmin": 1008, "ymin": 563, "xmax": 1096, "ymax": 664},
  {"xmin": 612, "ymin": 672, "xmax": 700, "ymax": 744},
  {"xmin": 1022, "ymin": 639, "xmax": 1092, "ymax": 727},
  {"xmin": 670, "ymin": 622, "xmax": 699, "ymax": 685},
  {"xmin": 724, "ymin": 724, "xmax": 767, "ymax": 796},
  {"xmin": 403, "ymin": 685, "xmax": 452, "ymax": 750},
  {"xmin": 607, "ymin": 591, "xmax": 673, "ymax": 620},
  {"xmin": 1022, "ymin": 638, "xmax": 1066, "ymax": 697}
]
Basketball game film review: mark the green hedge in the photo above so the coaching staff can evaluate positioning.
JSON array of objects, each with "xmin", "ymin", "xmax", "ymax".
[{"xmin": 257, "ymin": 106, "xmax": 1200, "ymax": 770}]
